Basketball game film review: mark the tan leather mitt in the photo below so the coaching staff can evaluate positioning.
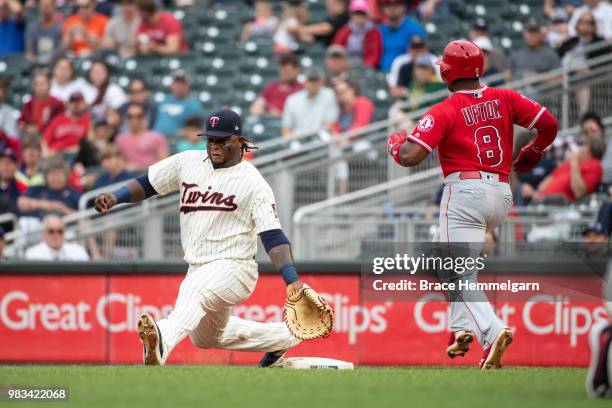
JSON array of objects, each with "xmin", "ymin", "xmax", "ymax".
[{"xmin": 283, "ymin": 283, "xmax": 334, "ymax": 340}]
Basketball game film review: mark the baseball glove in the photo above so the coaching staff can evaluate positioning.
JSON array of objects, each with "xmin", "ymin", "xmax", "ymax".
[{"xmin": 283, "ymin": 284, "xmax": 334, "ymax": 340}]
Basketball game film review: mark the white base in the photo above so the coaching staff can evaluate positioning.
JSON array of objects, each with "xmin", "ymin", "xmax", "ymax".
[{"xmin": 279, "ymin": 357, "xmax": 354, "ymax": 370}]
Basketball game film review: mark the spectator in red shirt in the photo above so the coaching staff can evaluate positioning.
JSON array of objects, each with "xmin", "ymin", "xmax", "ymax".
[
  {"xmin": 19, "ymin": 72, "xmax": 64, "ymax": 136},
  {"xmin": 136, "ymin": 0, "xmax": 188, "ymax": 55},
  {"xmin": 43, "ymin": 92, "xmax": 90, "ymax": 157},
  {"xmin": 331, "ymin": 79, "xmax": 374, "ymax": 194},
  {"xmin": 332, "ymin": 0, "xmax": 382, "ymax": 68},
  {"xmin": 250, "ymin": 53, "xmax": 303, "ymax": 118},
  {"xmin": 535, "ymin": 138, "xmax": 606, "ymax": 203},
  {"xmin": 332, "ymin": 79, "xmax": 374, "ymax": 134}
]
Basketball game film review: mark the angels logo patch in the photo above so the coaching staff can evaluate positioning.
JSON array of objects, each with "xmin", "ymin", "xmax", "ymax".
[{"xmin": 417, "ymin": 114, "xmax": 435, "ymax": 132}]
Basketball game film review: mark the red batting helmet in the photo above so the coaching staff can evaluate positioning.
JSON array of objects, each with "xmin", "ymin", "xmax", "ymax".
[{"xmin": 436, "ymin": 40, "xmax": 484, "ymax": 84}]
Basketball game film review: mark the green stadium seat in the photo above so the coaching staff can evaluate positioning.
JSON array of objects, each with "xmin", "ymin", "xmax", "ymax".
[{"xmin": 0, "ymin": 54, "xmax": 31, "ymax": 78}]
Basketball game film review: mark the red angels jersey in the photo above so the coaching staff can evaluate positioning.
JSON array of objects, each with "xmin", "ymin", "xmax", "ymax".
[{"xmin": 407, "ymin": 86, "xmax": 547, "ymax": 176}]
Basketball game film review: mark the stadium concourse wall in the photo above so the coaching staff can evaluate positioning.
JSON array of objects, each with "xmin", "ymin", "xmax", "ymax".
[{"xmin": 0, "ymin": 261, "xmax": 606, "ymax": 367}]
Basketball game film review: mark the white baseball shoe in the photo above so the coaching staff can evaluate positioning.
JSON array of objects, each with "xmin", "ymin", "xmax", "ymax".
[
  {"xmin": 480, "ymin": 328, "xmax": 513, "ymax": 370},
  {"xmin": 446, "ymin": 330, "xmax": 475, "ymax": 358},
  {"xmin": 138, "ymin": 313, "xmax": 165, "ymax": 366}
]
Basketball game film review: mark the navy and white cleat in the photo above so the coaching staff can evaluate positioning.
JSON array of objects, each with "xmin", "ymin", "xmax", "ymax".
[
  {"xmin": 138, "ymin": 313, "xmax": 165, "ymax": 366},
  {"xmin": 259, "ymin": 350, "xmax": 288, "ymax": 368}
]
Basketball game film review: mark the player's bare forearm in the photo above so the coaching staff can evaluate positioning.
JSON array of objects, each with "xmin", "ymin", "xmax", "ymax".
[
  {"xmin": 267, "ymin": 243, "xmax": 304, "ymax": 294},
  {"xmin": 94, "ymin": 179, "xmax": 146, "ymax": 214},
  {"xmin": 267, "ymin": 243, "xmax": 294, "ymax": 271},
  {"xmin": 398, "ymin": 142, "xmax": 429, "ymax": 167},
  {"xmin": 388, "ymin": 131, "xmax": 429, "ymax": 167}
]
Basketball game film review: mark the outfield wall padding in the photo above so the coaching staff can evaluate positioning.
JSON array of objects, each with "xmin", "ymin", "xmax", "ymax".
[{"xmin": 0, "ymin": 261, "xmax": 607, "ymax": 366}]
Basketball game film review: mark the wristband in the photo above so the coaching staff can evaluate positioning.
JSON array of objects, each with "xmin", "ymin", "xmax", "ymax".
[
  {"xmin": 280, "ymin": 264, "xmax": 299, "ymax": 285},
  {"xmin": 112, "ymin": 186, "xmax": 131, "ymax": 204},
  {"xmin": 389, "ymin": 143, "xmax": 402, "ymax": 165}
]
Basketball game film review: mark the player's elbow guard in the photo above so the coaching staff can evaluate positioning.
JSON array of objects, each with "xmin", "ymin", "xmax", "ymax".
[{"xmin": 259, "ymin": 229, "xmax": 291, "ymax": 253}]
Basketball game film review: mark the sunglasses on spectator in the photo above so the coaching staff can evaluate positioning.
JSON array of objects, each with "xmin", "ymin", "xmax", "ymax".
[
  {"xmin": 579, "ymin": 19, "xmax": 595, "ymax": 25},
  {"xmin": 45, "ymin": 229, "xmax": 64, "ymax": 235}
]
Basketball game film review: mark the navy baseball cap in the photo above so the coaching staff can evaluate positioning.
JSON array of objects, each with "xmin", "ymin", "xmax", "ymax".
[
  {"xmin": 583, "ymin": 222, "xmax": 607, "ymax": 236},
  {"xmin": 0, "ymin": 148, "xmax": 18, "ymax": 162},
  {"xmin": 199, "ymin": 109, "xmax": 242, "ymax": 138}
]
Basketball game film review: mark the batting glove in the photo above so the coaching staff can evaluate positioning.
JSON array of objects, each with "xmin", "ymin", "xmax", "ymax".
[
  {"xmin": 388, "ymin": 130, "xmax": 407, "ymax": 165},
  {"xmin": 513, "ymin": 144, "xmax": 544, "ymax": 173}
]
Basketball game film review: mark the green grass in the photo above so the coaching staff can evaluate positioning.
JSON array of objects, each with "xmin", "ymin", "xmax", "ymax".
[{"xmin": 0, "ymin": 365, "xmax": 605, "ymax": 408}]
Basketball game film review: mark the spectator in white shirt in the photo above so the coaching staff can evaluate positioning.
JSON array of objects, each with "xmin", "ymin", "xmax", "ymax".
[
  {"xmin": 568, "ymin": 0, "xmax": 612, "ymax": 40},
  {"xmin": 87, "ymin": 60, "xmax": 127, "ymax": 122},
  {"xmin": 50, "ymin": 57, "xmax": 96, "ymax": 104},
  {"xmin": 25, "ymin": 214, "xmax": 90, "ymax": 261},
  {"xmin": 282, "ymin": 67, "xmax": 339, "ymax": 138}
]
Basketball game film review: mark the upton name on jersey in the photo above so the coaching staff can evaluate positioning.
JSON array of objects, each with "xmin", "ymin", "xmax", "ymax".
[
  {"xmin": 407, "ymin": 86, "xmax": 546, "ymax": 177},
  {"xmin": 148, "ymin": 150, "xmax": 281, "ymax": 265}
]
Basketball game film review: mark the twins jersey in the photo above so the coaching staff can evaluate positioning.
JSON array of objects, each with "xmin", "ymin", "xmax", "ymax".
[
  {"xmin": 148, "ymin": 151, "xmax": 281, "ymax": 265},
  {"xmin": 407, "ymin": 86, "xmax": 547, "ymax": 177}
]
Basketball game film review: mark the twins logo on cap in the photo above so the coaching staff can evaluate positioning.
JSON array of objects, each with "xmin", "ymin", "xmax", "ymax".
[{"xmin": 209, "ymin": 116, "xmax": 220, "ymax": 127}]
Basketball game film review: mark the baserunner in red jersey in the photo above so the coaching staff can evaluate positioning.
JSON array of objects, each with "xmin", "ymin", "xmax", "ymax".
[{"xmin": 388, "ymin": 39, "xmax": 558, "ymax": 370}]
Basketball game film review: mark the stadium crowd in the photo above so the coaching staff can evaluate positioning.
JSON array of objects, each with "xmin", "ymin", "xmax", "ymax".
[{"xmin": 0, "ymin": 0, "xmax": 611, "ymax": 260}]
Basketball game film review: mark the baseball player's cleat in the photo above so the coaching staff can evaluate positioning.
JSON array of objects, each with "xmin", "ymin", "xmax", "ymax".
[
  {"xmin": 138, "ymin": 313, "xmax": 164, "ymax": 366},
  {"xmin": 258, "ymin": 349, "xmax": 288, "ymax": 368},
  {"xmin": 585, "ymin": 322, "xmax": 612, "ymax": 398},
  {"xmin": 446, "ymin": 330, "xmax": 475, "ymax": 358},
  {"xmin": 479, "ymin": 328, "xmax": 513, "ymax": 370}
]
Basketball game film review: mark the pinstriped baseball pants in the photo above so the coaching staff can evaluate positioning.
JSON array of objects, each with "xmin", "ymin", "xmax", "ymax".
[
  {"xmin": 437, "ymin": 172, "xmax": 513, "ymax": 348},
  {"xmin": 156, "ymin": 259, "xmax": 300, "ymax": 363}
]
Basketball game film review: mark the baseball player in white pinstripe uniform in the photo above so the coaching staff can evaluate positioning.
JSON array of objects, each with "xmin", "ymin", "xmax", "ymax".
[{"xmin": 94, "ymin": 108, "xmax": 304, "ymax": 367}]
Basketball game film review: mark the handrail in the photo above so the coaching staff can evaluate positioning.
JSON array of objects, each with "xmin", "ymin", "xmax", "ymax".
[
  {"xmin": 293, "ymin": 168, "xmax": 442, "ymax": 225},
  {"xmin": 292, "ymin": 113, "xmax": 612, "ymax": 225},
  {"xmin": 78, "ymin": 180, "xmax": 132, "ymax": 211}
]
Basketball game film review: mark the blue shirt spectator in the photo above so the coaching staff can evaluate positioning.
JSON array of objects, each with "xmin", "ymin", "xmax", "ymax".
[
  {"xmin": 93, "ymin": 145, "xmax": 133, "ymax": 190},
  {"xmin": 21, "ymin": 185, "xmax": 80, "ymax": 219},
  {"xmin": 378, "ymin": 0, "xmax": 426, "ymax": 72},
  {"xmin": 17, "ymin": 159, "xmax": 81, "ymax": 219},
  {"xmin": 0, "ymin": 0, "xmax": 25, "ymax": 57},
  {"xmin": 153, "ymin": 71, "xmax": 204, "ymax": 138}
]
